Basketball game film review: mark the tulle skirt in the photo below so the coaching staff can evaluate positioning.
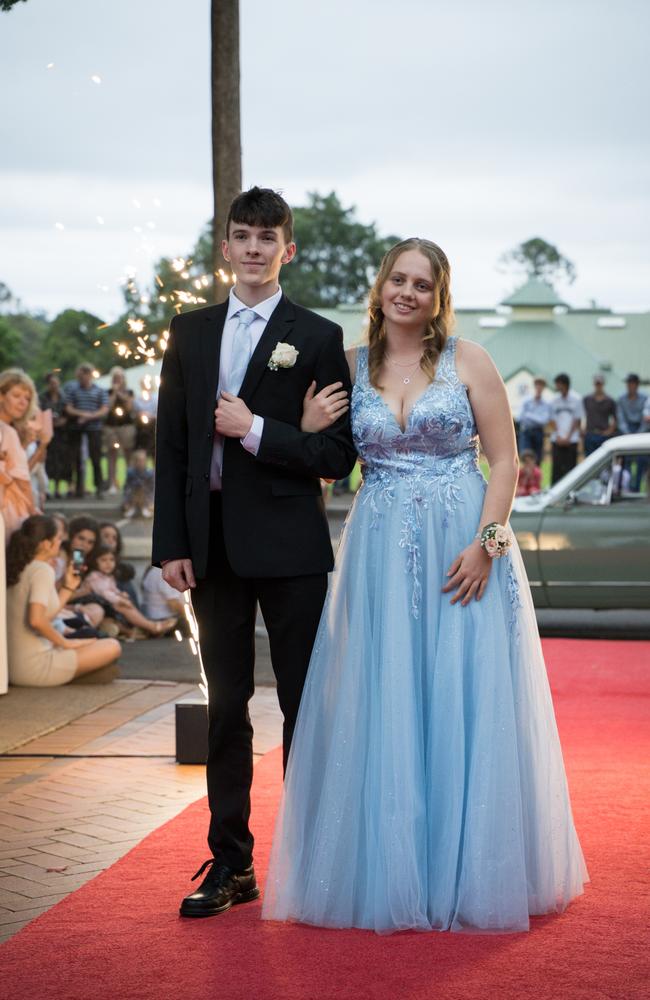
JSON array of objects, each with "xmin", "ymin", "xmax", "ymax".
[{"xmin": 262, "ymin": 471, "xmax": 588, "ymax": 933}]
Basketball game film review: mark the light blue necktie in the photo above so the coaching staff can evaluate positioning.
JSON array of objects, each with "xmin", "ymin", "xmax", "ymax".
[{"xmin": 226, "ymin": 308, "xmax": 257, "ymax": 396}]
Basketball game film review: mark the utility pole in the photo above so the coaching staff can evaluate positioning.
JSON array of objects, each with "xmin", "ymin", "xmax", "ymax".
[{"xmin": 211, "ymin": 0, "xmax": 242, "ymax": 303}]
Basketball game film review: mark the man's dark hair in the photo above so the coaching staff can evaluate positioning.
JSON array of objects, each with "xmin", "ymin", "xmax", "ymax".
[
  {"xmin": 554, "ymin": 373, "xmax": 570, "ymax": 388},
  {"xmin": 226, "ymin": 187, "xmax": 293, "ymax": 243}
]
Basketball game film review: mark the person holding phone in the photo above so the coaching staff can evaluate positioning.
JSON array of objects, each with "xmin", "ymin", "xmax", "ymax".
[{"xmin": 6, "ymin": 515, "xmax": 121, "ymax": 686}]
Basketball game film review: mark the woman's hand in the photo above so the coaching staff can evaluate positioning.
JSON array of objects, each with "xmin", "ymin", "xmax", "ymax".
[
  {"xmin": 63, "ymin": 563, "xmax": 82, "ymax": 593},
  {"xmin": 442, "ymin": 539, "xmax": 492, "ymax": 606},
  {"xmin": 301, "ymin": 381, "xmax": 349, "ymax": 433},
  {"xmin": 61, "ymin": 637, "xmax": 95, "ymax": 650}
]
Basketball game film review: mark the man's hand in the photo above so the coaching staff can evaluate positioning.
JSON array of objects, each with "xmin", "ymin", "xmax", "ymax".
[
  {"xmin": 301, "ymin": 381, "xmax": 349, "ymax": 433},
  {"xmin": 215, "ymin": 392, "xmax": 254, "ymax": 438},
  {"xmin": 162, "ymin": 558, "xmax": 196, "ymax": 592}
]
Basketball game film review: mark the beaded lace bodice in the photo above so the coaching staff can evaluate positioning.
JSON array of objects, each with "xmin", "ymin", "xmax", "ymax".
[
  {"xmin": 351, "ymin": 337, "xmax": 488, "ymax": 617},
  {"xmin": 352, "ymin": 337, "xmax": 481, "ymax": 485}
]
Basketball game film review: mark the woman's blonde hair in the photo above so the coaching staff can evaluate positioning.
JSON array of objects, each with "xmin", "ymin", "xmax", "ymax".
[
  {"xmin": 367, "ymin": 238, "xmax": 454, "ymax": 388},
  {"xmin": 0, "ymin": 368, "xmax": 38, "ymax": 425}
]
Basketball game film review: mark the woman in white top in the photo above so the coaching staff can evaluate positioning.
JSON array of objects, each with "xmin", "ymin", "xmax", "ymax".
[
  {"xmin": 0, "ymin": 369, "xmax": 38, "ymax": 540},
  {"xmin": 6, "ymin": 515, "xmax": 121, "ymax": 686}
]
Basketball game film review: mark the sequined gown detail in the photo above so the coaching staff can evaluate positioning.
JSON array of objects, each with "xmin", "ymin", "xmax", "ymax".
[{"xmin": 262, "ymin": 338, "xmax": 588, "ymax": 933}]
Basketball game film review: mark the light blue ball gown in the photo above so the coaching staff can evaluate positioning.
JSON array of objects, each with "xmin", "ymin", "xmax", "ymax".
[{"xmin": 262, "ymin": 338, "xmax": 588, "ymax": 934}]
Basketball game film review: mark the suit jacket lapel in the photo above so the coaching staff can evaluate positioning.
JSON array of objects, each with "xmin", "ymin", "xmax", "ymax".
[
  {"xmin": 239, "ymin": 295, "xmax": 296, "ymax": 405},
  {"xmin": 201, "ymin": 302, "xmax": 229, "ymax": 401}
]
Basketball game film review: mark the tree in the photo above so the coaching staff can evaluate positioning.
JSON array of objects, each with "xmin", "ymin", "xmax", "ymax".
[
  {"xmin": 35, "ymin": 309, "xmax": 113, "ymax": 384},
  {"xmin": 498, "ymin": 237, "xmax": 577, "ymax": 286},
  {"xmin": 281, "ymin": 192, "xmax": 400, "ymax": 307},
  {"xmin": 0, "ymin": 1, "xmax": 27, "ymax": 10},
  {"xmin": 211, "ymin": 0, "xmax": 241, "ymax": 304},
  {"xmin": 0, "ymin": 318, "xmax": 21, "ymax": 369},
  {"xmin": 5, "ymin": 312, "xmax": 48, "ymax": 371}
]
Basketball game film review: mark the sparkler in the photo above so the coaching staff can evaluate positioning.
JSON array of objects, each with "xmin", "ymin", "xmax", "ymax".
[{"xmin": 183, "ymin": 591, "xmax": 208, "ymax": 700}]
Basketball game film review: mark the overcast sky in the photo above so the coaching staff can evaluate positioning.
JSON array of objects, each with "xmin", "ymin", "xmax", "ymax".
[{"xmin": 1, "ymin": 0, "xmax": 648, "ymax": 319}]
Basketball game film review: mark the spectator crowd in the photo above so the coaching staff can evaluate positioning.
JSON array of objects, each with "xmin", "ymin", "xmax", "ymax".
[
  {"xmin": 515, "ymin": 371, "xmax": 650, "ymax": 496},
  {"xmin": 1, "ymin": 363, "xmax": 182, "ymax": 691}
]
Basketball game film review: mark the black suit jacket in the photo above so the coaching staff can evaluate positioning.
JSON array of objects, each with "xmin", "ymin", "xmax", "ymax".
[{"xmin": 152, "ymin": 295, "xmax": 357, "ymax": 579}]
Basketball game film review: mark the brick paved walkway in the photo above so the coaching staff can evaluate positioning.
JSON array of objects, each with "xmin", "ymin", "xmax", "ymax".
[{"xmin": 0, "ymin": 683, "xmax": 282, "ymax": 944}]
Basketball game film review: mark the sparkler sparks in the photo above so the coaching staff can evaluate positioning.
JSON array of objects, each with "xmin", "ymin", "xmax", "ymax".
[{"xmin": 182, "ymin": 594, "xmax": 207, "ymax": 698}]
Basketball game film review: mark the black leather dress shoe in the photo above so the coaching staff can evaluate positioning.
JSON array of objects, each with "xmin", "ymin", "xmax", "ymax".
[{"xmin": 179, "ymin": 859, "xmax": 260, "ymax": 918}]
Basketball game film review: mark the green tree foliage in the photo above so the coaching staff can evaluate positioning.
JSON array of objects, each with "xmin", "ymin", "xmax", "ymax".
[
  {"xmin": 0, "ymin": 1, "xmax": 27, "ymax": 10},
  {"xmin": 4, "ymin": 313, "xmax": 49, "ymax": 371},
  {"xmin": 0, "ymin": 318, "xmax": 21, "ymax": 370},
  {"xmin": 35, "ymin": 309, "xmax": 113, "ymax": 383},
  {"xmin": 498, "ymin": 237, "xmax": 577, "ymax": 286},
  {"xmin": 282, "ymin": 192, "xmax": 399, "ymax": 307}
]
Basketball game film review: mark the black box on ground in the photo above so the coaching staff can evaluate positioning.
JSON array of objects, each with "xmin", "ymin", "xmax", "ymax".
[{"xmin": 175, "ymin": 698, "xmax": 208, "ymax": 764}]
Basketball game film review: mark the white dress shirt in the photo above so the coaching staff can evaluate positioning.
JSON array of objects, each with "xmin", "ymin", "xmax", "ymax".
[
  {"xmin": 550, "ymin": 390, "xmax": 585, "ymax": 444},
  {"xmin": 209, "ymin": 285, "xmax": 282, "ymax": 490}
]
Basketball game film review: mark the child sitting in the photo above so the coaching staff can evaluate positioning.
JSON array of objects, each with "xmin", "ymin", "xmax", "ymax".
[
  {"xmin": 98, "ymin": 520, "xmax": 140, "ymax": 607},
  {"xmin": 141, "ymin": 564, "xmax": 184, "ymax": 622},
  {"xmin": 516, "ymin": 449, "xmax": 542, "ymax": 496},
  {"xmin": 77, "ymin": 546, "xmax": 176, "ymax": 638},
  {"xmin": 123, "ymin": 449, "xmax": 154, "ymax": 518}
]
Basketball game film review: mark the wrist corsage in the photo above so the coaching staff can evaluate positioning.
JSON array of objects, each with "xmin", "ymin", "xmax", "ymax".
[{"xmin": 476, "ymin": 522, "xmax": 512, "ymax": 558}]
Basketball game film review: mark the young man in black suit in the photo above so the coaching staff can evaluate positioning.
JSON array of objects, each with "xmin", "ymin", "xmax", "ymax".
[{"xmin": 152, "ymin": 187, "xmax": 356, "ymax": 917}]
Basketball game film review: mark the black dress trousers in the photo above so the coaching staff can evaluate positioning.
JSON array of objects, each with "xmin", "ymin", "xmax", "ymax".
[{"xmin": 191, "ymin": 492, "xmax": 328, "ymax": 870}]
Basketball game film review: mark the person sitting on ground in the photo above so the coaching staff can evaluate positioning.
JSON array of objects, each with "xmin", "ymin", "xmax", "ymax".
[
  {"xmin": 46, "ymin": 511, "xmax": 106, "ymax": 640},
  {"xmin": 516, "ymin": 449, "xmax": 542, "ymax": 497},
  {"xmin": 77, "ymin": 545, "xmax": 177, "ymax": 638},
  {"xmin": 141, "ymin": 564, "xmax": 185, "ymax": 624},
  {"xmin": 122, "ymin": 449, "xmax": 154, "ymax": 518},
  {"xmin": 54, "ymin": 514, "xmax": 111, "ymax": 631},
  {"xmin": 99, "ymin": 520, "xmax": 140, "ymax": 607},
  {"xmin": 6, "ymin": 515, "xmax": 121, "ymax": 686},
  {"xmin": 56, "ymin": 514, "xmax": 100, "ymax": 584}
]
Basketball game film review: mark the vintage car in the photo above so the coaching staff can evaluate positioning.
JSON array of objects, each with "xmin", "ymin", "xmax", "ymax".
[{"xmin": 510, "ymin": 433, "xmax": 650, "ymax": 608}]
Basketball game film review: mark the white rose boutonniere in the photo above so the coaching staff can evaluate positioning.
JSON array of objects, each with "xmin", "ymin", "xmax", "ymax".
[{"xmin": 268, "ymin": 342, "xmax": 299, "ymax": 371}]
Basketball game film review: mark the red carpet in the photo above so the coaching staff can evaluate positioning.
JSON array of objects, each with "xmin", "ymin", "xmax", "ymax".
[{"xmin": 2, "ymin": 638, "xmax": 649, "ymax": 1000}]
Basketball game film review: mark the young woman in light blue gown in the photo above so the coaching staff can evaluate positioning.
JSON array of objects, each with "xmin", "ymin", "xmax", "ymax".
[{"xmin": 262, "ymin": 238, "xmax": 588, "ymax": 934}]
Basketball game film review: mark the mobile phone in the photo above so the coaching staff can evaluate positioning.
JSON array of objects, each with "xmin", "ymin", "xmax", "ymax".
[{"xmin": 71, "ymin": 549, "xmax": 85, "ymax": 574}]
